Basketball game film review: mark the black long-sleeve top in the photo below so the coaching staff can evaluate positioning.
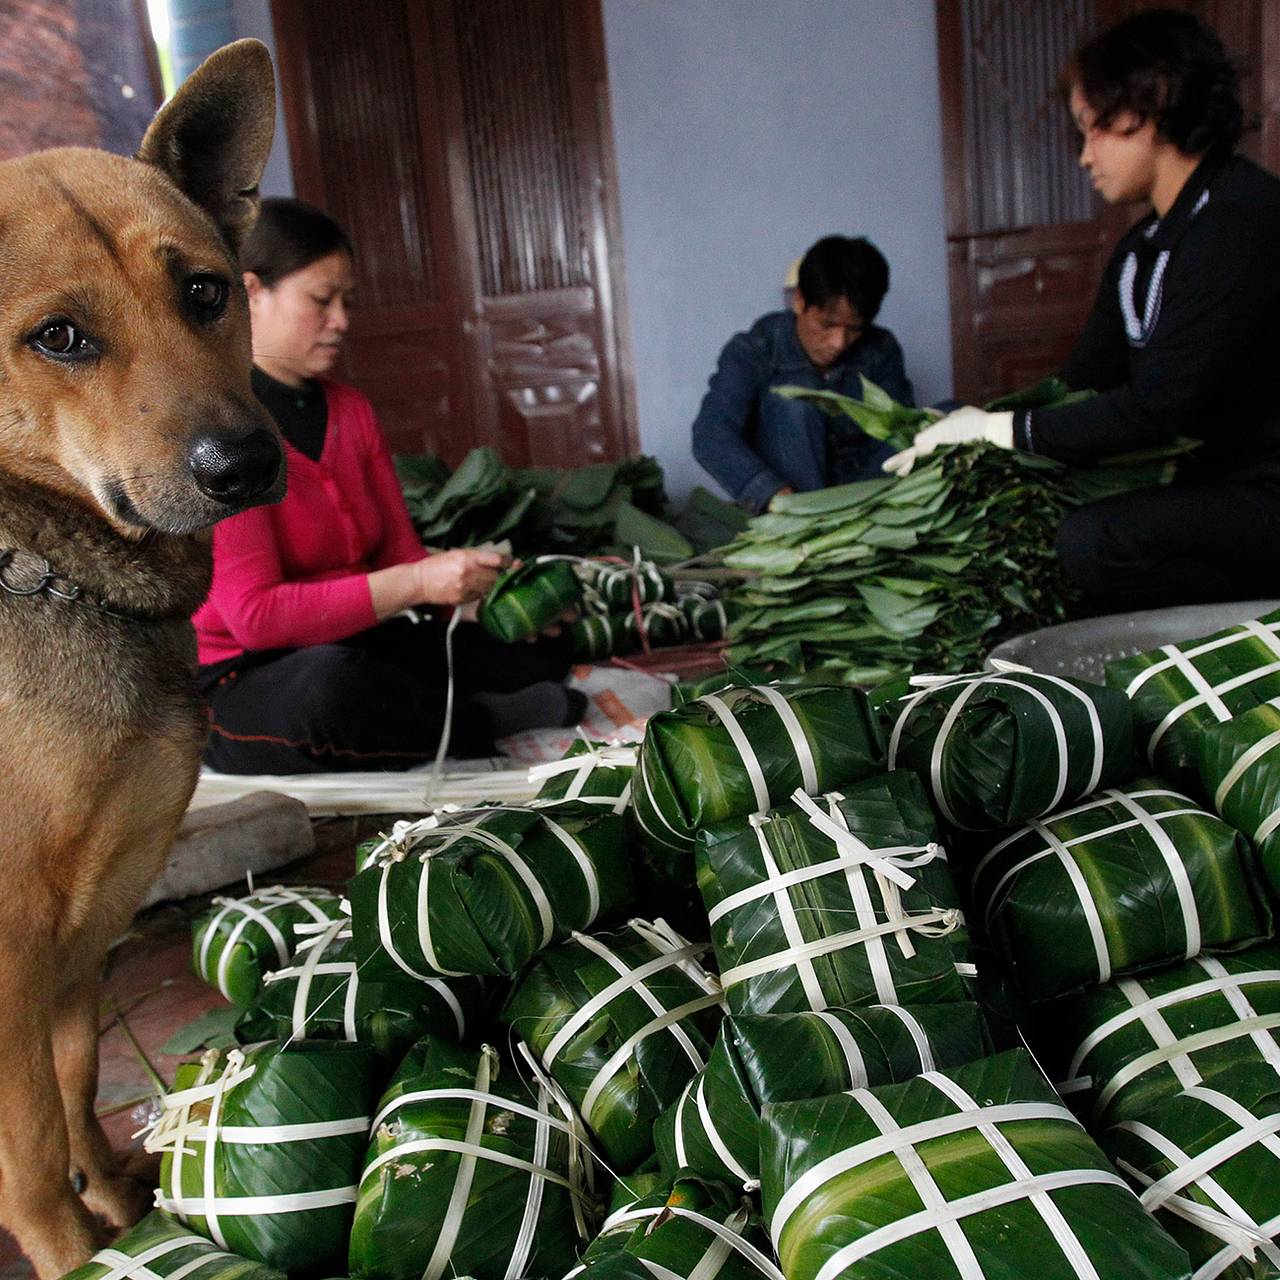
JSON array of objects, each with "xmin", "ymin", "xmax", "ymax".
[{"xmin": 1014, "ymin": 152, "xmax": 1280, "ymax": 481}]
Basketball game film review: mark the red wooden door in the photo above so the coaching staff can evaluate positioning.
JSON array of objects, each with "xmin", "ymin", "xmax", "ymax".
[
  {"xmin": 936, "ymin": 0, "xmax": 1277, "ymax": 405},
  {"xmin": 271, "ymin": 0, "xmax": 636, "ymax": 466}
]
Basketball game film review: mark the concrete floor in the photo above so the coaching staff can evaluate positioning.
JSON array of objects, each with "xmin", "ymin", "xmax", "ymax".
[{"xmin": 0, "ymin": 815, "xmax": 378, "ymax": 1280}]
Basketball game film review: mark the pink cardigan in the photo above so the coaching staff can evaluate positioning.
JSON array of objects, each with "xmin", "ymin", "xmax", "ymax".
[{"xmin": 194, "ymin": 380, "xmax": 427, "ymax": 665}]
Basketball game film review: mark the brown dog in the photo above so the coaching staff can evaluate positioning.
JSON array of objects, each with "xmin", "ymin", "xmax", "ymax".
[{"xmin": 0, "ymin": 40, "xmax": 282, "ymax": 1278}]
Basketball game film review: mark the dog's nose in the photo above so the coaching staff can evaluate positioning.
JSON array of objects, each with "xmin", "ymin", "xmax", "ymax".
[{"xmin": 188, "ymin": 428, "xmax": 282, "ymax": 504}]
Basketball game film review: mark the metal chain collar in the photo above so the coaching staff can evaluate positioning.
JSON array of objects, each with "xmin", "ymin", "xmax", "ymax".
[{"xmin": 0, "ymin": 548, "xmax": 144, "ymax": 622}]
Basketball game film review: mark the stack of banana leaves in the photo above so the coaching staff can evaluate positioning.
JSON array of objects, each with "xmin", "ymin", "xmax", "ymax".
[
  {"xmin": 759, "ymin": 1048, "xmax": 1194, "ymax": 1280},
  {"xmin": 697, "ymin": 771, "xmax": 971, "ymax": 1014},
  {"xmin": 143, "ymin": 1041, "xmax": 378, "ymax": 1274},
  {"xmin": 654, "ymin": 1002, "xmax": 991, "ymax": 1187},
  {"xmin": 499, "ymin": 918, "xmax": 724, "ymax": 1170},
  {"xmin": 573, "ymin": 1175, "xmax": 783, "ymax": 1280},
  {"xmin": 191, "ymin": 885, "xmax": 345, "ymax": 1006},
  {"xmin": 1029, "ymin": 943, "xmax": 1280, "ymax": 1126},
  {"xmin": 1101, "ymin": 1063, "xmax": 1280, "ymax": 1279},
  {"xmin": 874, "ymin": 661, "xmax": 1134, "ymax": 830},
  {"xmin": 233, "ymin": 918, "xmax": 485, "ymax": 1073},
  {"xmin": 347, "ymin": 802, "xmax": 634, "ymax": 980},
  {"xmin": 1200, "ymin": 700, "xmax": 1280, "ymax": 894},
  {"xmin": 349, "ymin": 1037, "xmax": 595, "ymax": 1280},
  {"xmin": 396, "ymin": 448, "xmax": 697, "ymax": 563},
  {"xmin": 64, "ymin": 1212, "xmax": 286, "ymax": 1280},
  {"xmin": 722, "ymin": 377, "xmax": 1198, "ymax": 685},
  {"xmin": 970, "ymin": 780, "xmax": 1271, "ymax": 1002},
  {"xmin": 1106, "ymin": 607, "xmax": 1280, "ymax": 784}
]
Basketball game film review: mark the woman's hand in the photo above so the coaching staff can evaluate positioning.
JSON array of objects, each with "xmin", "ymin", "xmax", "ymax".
[
  {"xmin": 411, "ymin": 548, "xmax": 508, "ymax": 605},
  {"xmin": 368, "ymin": 548, "xmax": 508, "ymax": 620}
]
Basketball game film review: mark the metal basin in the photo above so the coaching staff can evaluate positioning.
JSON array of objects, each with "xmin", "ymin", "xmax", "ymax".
[{"xmin": 986, "ymin": 601, "xmax": 1280, "ymax": 683}]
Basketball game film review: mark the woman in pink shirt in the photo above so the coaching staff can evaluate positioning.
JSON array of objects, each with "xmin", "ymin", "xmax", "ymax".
[{"xmin": 194, "ymin": 200, "xmax": 577, "ymax": 772}]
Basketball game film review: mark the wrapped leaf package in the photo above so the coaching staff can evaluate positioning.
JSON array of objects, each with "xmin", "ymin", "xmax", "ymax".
[
  {"xmin": 622, "ymin": 602, "xmax": 691, "ymax": 649},
  {"xmin": 235, "ymin": 918, "xmax": 483, "ymax": 1068},
  {"xmin": 760, "ymin": 1047, "xmax": 1193, "ymax": 1280},
  {"xmin": 192, "ymin": 886, "xmax": 344, "ymax": 1006},
  {"xmin": 632, "ymin": 683, "xmax": 885, "ymax": 859},
  {"xmin": 972, "ymin": 781, "xmax": 1271, "ymax": 1001},
  {"xmin": 698, "ymin": 772, "xmax": 970, "ymax": 1014},
  {"xmin": 1200, "ymin": 701, "xmax": 1280, "ymax": 894},
  {"xmin": 655, "ymin": 1001, "xmax": 990, "ymax": 1187},
  {"xmin": 1037, "ymin": 944, "xmax": 1280, "ymax": 1125},
  {"xmin": 1103, "ymin": 1064, "xmax": 1280, "ymax": 1279},
  {"xmin": 61, "ymin": 1211, "xmax": 286, "ymax": 1280},
  {"xmin": 349, "ymin": 1038, "xmax": 593, "ymax": 1280},
  {"xmin": 1106, "ymin": 609, "xmax": 1280, "ymax": 781},
  {"xmin": 349, "ymin": 802, "xmax": 633, "ymax": 979},
  {"xmin": 877, "ymin": 660, "xmax": 1134, "ymax": 830},
  {"xmin": 477, "ymin": 558, "xmax": 582, "ymax": 643},
  {"xmin": 579, "ymin": 558, "xmax": 673, "ymax": 610},
  {"xmin": 573, "ymin": 1175, "xmax": 783, "ymax": 1280},
  {"xmin": 500, "ymin": 918, "xmax": 724, "ymax": 1170},
  {"xmin": 572, "ymin": 612, "xmax": 636, "ymax": 661},
  {"xmin": 144, "ymin": 1041, "xmax": 377, "ymax": 1273},
  {"xmin": 530, "ymin": 740, "xmax": 636, "ymax": 811},
  {"xmin": 682, "ymin": 595, "xmax": 733, "ymax": 643}
]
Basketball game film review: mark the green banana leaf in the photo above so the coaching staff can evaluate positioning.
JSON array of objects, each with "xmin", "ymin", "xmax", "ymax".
[
  {"xmin": 873, "ymin": 664, "xmax": 1134, "ymax": 830},
  {"xmin": 576, "ymin": 1175, "xmax": 782, "ymax": 1280},
  {"xmin": 499, "ymin": 918, "xmax": 725, "ymax": 1171},
  {"xmin": 972, "ymin": 779, "xmax": 1272, "ymax": 1002},
  {"xmin": 1199, "ymin": 701, "xmax": 1280, "ymax": 896},
  {"xmin": 673, "ymin": 485, "xmax": 750, "ymax": 555},
  {"xmin": 234, "ymin": 919, "xmax": 484, "ymax": 1073},
  {"xmin": 349, "ymin": 1037, "xmax": 594, "ymax": 1280},
  {"xmin": 532, "ymin": 740, "xmax": 636, "ymax": 808},
  {"xmin": 611, "ymin": 501, "xmax": 695, "ymax": 564},
  {"xmin": 1032, "ymin": 942, "xmax": 1280, "ymax": 1125},
  {"xmin": 348, "ymin": 802, "xmax": 634, "ymax": 979},
  {"xmin": 192, "ymin": 886, "xmax": 345, "ymax": 1006},
  {"xmin": 671, "ymin": 669, "xmax": 787, "ymax": 707},
  {"xmin": 145, "ymin": 1041, "xmax": 377, "ymax": 1275},
  {"xmin": 571, "ymin": 612, "xmax": 637, "ymax": 661},
  {"xmin": 655, "ymin": 1001, "xmax": 991, "ymax": 1187},
  {"xmin": 759, "ymin": 1048, "xmax": 1193, "ymax": 1280},
  {"xmin": 1106, "ymin": 608, "xmax": 1280, "ymax": 784},
  {"xmin": 61, "ymin": 1210, "xmax": 286, "ymax": 1280},
  {"xmin": 477, "ymin": 558, "xmax": 582, "ymax": 643},
  {"xmin": 631, "ymin": 684, "xmax": 886, "ymax": 866},
  {"xmin": 1102, "ymin": 1063, "xmax": 1280, "ymax": 1279},
  {"xmin": 697, "ymin": 771, "xmax": 970, "ymax": 1015}
]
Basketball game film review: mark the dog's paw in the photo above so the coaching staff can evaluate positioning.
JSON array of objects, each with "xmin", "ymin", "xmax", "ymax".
[
  {"xmin": 117, "ymin": 1148, "xmax": 161, "ymax": 1188},
  {"xmin": 78, "ymin": 1173, "xmax": 152, "ymax": 1233}
]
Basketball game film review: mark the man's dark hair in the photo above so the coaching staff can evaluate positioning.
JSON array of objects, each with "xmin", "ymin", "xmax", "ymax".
[
  {"xmin": 1067, "ymin": 9, "xmax": 1244, "ymax": 156},
  {"xmin": 796, "ymin": 236, "xmax": 890, "ymax": 321},
  {"xmin": 241, "ymin": 197, "xmax": 354, "ymax": 285}
]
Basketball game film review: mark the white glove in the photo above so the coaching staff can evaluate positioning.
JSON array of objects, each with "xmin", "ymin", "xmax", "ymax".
[{"xmin": 882, "ymin": 407, "xmax": 1015, "ymax": 477}]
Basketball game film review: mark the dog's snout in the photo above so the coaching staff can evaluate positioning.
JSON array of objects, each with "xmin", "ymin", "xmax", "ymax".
[{"xmin": 187, "ymin": 428, "xmax": 282, "ymax": 505}]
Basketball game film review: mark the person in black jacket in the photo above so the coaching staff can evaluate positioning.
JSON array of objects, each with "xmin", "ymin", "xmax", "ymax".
[{"xmin": 884, "ymin": 10, "xmax": 1280, "ymax": 615}]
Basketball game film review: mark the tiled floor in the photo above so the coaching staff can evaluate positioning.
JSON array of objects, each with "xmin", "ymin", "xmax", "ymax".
[{"xmin": 0, "ymin": 816, "xmax": 379, "ymax": 1280}]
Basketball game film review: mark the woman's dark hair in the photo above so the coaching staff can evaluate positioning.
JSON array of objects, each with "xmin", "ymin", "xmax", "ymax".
[
  {"xmin": 240, "ymin": 197, "xmax": 353, "ymax": 285},
  {"xmin": 1067, "ymin": 8, "xmax": 1244, "ymax": 156},
  {"xmin": 796, "ymin": 235, "xmax": 890, "ymax": 322}
]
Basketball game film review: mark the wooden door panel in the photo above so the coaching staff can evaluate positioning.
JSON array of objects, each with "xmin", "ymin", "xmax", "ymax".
[{"xmin": 497, "ymin": 380, "xmax": 604, "ymax": 469}]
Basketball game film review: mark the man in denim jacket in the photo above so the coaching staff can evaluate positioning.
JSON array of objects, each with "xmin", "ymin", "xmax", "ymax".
[{"xmin": 692, "ymin": 235, "xmax": 914, "ymax": 512}]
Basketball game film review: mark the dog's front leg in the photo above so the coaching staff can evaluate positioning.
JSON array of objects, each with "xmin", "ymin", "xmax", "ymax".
[
  {"xmin": 0, "ymin": 964, "xmax": 104, "ymax": 1279},
  {"xmin": 52, "ymin": 977, "xmax": 153, "ymax": 1234}
]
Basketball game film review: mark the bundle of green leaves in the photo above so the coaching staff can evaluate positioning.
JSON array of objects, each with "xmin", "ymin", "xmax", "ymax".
[
  {"xmin": 722, "ymin": 378, "xmax": 1195, "ymax": 685},
  {"xmin": 395, "ymin": 449, "xmax": 697, "ymax": 562}
]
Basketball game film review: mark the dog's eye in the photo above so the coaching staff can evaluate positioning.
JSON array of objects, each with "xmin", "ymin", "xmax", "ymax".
[
  {"xmin": 186, "ymin": 274, "xmax": 229, "ymax": 319},
  {"xmin": 28, "ymin": 320, "xmax": 95, "ymax": 362}
]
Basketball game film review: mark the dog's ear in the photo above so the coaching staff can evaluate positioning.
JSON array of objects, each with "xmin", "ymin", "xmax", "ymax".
[{"xmin": 137, "ymin": 39, "xmax": 276, "ymax": 252}]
